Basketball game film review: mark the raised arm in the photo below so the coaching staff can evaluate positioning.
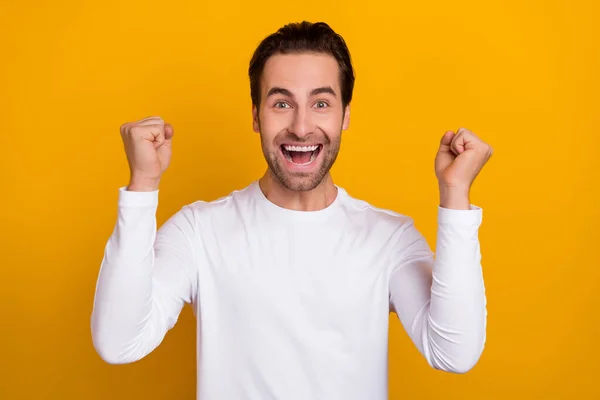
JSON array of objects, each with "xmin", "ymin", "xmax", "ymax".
[
  {"xmin": 91, "ymin": 116, "xmax": 198, "ymax": 364},
  {"xmin": 389, "ymin": 127, "xmax": 493, "ymax": 373}
]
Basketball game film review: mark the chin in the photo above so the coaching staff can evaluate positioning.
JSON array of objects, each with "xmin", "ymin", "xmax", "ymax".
[
  {"xmin": 279, "ymin": 174, "xmax": 324, "ymax": 192},
  {"xmin": 276, "ymin": 143, "xmax": 332, "ymax": 191}
]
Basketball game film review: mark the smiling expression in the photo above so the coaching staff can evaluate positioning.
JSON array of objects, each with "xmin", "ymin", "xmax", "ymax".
[{"xmin": 253, "ymin": 52, "xmax": 351, "ymax": 191}]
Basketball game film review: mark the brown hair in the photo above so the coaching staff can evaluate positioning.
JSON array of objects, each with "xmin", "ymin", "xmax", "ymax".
[{"xmin": 248, "ymin": 21, "xmax": 355, "ymax": 109}]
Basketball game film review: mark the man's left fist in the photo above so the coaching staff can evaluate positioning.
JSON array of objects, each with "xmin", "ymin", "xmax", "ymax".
[{"xmin": 435, "ymin": 127, "xmax": 493, "ymax": 189}]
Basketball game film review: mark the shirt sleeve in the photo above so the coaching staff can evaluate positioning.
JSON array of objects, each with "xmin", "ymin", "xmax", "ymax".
[
  {"xmin": 388, "ymin": 205, "xmax": 487, "ymax": 373},
  {"xmin": 90, "ymin": 186, "xmax": 199, "ymax": 364}
]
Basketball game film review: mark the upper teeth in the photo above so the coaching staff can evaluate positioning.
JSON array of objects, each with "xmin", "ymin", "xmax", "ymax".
[{"xmin": 283, "ymin": 145, "xmax": 319, "ymax": 152}]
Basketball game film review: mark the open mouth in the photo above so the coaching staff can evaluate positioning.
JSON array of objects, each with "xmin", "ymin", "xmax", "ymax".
[{"xmin": 280, "ymin": 144, "xmax": 323, "ymax": 166}]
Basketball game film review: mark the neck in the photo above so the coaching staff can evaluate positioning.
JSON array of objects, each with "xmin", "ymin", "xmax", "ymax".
[{"xmin": 258, "ymin": 169, "xmax": 338, "ymax": 212}]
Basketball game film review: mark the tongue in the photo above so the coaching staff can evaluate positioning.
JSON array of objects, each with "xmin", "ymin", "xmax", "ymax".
[{"xmin": 290, "ymin": 151, "xmax": 312, "ymax": 164}]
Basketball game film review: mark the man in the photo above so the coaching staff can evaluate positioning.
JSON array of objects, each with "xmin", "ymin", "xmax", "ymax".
[{"xmin": 91, "ymin": 21, "xmax": 492, "ymax": 400}]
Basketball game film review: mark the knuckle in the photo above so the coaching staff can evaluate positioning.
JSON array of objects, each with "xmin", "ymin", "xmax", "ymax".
[
  {"xmin": 119, "ymin": 122, "xmax": 129, "ymax": 136},
  {"xmin": 129, "ymin": 125, "xmax": 148, "ymax": 138}
]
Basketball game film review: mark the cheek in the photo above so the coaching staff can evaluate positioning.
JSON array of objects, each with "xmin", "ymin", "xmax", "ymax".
[
  {"xmin": 317, "ymin": 112, "xmax": 344, "ymax": 134},
  {"xmin": 259, "ymin": 112, "xmax": 289, "ymax": 138}
]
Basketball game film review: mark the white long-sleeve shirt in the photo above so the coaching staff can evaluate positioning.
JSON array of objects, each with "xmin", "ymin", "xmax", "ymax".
[{"xmin": 91, "ymin": 180, "xmax": 487, "ymax": 400}]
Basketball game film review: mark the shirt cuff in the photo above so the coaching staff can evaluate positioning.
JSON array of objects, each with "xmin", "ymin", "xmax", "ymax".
[
  {"xmin": 437, "ymin": 204, "xmax": 482, "ymax": 226},
  {"xmin": 118, "ymin": 186, "xmax": 159, "ymax": 207}
]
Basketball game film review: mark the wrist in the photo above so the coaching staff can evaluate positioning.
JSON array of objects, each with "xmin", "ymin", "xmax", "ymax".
[
  {"xmin": 127, "ymin": 177, "xmax": 160, "ymax": 192},
  {"xmin": 439, "ymin": 184, "xmax": 470, "ymax": 210}
]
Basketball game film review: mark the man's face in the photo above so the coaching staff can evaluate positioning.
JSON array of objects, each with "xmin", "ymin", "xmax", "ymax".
[{"xmin": 253, "ymin": 52, "xmax": 350, "ymax": 191}]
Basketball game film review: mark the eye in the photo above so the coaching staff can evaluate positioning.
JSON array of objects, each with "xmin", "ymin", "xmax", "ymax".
[
  {"xmin": 314, "ymin": 101, "xmax": 328, "ymax": 109},
  {"xmin": 274, "ymin": 102, "xmax": 291, "ymax": 109}
]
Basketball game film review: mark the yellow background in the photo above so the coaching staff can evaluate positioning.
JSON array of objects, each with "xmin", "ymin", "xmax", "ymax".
[{"xmin": 1, "ymin": 0, "xmax": 598, "ymax": 398}]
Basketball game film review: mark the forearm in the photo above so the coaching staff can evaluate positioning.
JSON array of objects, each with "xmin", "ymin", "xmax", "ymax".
[
  {"xmin": 91, "ymin": 194, "xmax": 161, "ymax": 364},
  {"xmin": 424, "ymin": 205, "xmax": 487, "ymax": 373},
  {"xmin": 389, "ymin": 205, "xmax": 487, "ymax": 374}
]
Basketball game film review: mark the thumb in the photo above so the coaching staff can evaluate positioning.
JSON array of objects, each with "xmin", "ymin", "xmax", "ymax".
[
  {"xmin": 439, "ymin": 130, "xmax": 455, "ymax": 150},
  {"xmin": 164, "ymin": 123, "xmax": 174, "ymax": 141},
  {"xmin": 435, "ymin": 130, "xmax": 456, "ymax": 172}
]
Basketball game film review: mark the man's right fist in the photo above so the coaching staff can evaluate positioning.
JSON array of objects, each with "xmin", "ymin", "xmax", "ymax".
[{"xmin": 120, "ymin": 116, "xmax": 174, "ymax": 191}]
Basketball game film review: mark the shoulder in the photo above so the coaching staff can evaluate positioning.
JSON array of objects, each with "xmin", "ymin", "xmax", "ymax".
[
  {"xmin": 178, "ymin": 182, "xmax": 257, "ymax": 223},
  {"xmin": 337, "ymin": 187, "xmax": 432, "ymax": 261},
  {"xmin": 337, "ymin": 187, "xmax": 415, "ymax": 234}
]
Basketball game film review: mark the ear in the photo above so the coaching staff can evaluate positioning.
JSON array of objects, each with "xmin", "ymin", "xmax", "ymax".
[
  {"xmin": 342, "ymin": 103, "xmax": 351, "ymax": 131},
  {"xmin": 252, "ymin": 105, "xmax": 260, "ymax": 133}
]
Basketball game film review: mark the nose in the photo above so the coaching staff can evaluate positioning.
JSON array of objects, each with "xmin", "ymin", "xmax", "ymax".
[{"xmin": 289, "ymin": 107, "xmax": 315, "ymax": 139}]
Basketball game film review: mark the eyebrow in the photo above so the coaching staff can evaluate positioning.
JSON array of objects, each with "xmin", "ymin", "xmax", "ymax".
[{"xmin": 266, "ymin": 86, "xmax": 337, "ymax": 99}]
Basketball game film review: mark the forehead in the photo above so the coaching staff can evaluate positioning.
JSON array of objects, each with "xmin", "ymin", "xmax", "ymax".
[{"xmin": 261, "ymin": 53, "xmax": 341, "ymax": 94}]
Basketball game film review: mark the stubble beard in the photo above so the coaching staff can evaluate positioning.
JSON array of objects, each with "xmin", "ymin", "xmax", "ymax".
[{"xmin": 260, "ymin": 129, "xmax": 342, "ymax": 192}]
